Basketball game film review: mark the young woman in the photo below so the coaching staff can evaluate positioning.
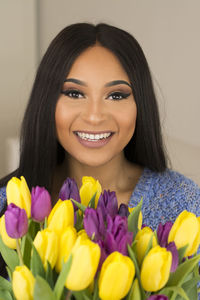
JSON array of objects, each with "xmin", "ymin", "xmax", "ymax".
[{"xmin": 0, "ymin": 23, "xmax": 199, "ymax": 276}]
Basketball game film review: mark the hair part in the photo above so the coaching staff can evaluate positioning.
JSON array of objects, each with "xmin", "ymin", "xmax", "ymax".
[{"xmin": 0, "ymin": 22, "xmax": 169, "ymax": 191}]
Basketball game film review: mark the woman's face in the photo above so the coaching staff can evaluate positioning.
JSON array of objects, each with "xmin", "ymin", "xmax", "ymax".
[{"xmin": 55, "ymin": 45, "xmax": 137, "ymax": 167}]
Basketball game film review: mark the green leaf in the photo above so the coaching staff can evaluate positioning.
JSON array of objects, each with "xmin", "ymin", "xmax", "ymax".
[
  {"xmin": 70, "ymin": 198, "xmax": 86, "ymax": 212},
  {"xmin": 5, "ymin": 267, "xmax": 12, "ymax": 281},
  {"xmin": 0, "ymin": 236, "xmax": 19, "ymax": 272},
  {"xmin": 178, "ymin": 244, "xmax": 188, "ymax": 264},
  {"xmin": 88, "ymin": 192, "xmax": 97, "ymax": 209},
  {"xmin": 46, "ymin": 261, "xmax": 54, "ymax": 289},
  {"xmin": 167, "ymin": 253, "xmax": 200, "ymax": 287},
  {"xmin": 75, "ymin": 210, "xmax": 84, "ymax": 232},
  {"xmin": 159, "ymin": 286, "xmax": 190, "ymax": 300},
  {"xmin": 0, "ymin": 276, "xmax": 12, "ymax": 292},
  {"xmin": 128, "ymin": 197, "xmax": 143, "ymax": 236},
  {"xmin": 127, "ymin": 278, "xmax": 141, "ymax": 300},
  {"xmin": 93, "ymin": 273, "xmax": 100, "ymax": 300},
  {"xmin": 54, "ymin": 254, "xmax": 72, "ymax": 300},
  {"xmin": 21, "ymin": 220, "xmax": 39, "ymax": 268},
  {"xmin": 127, "ymin": 244, "xmax": 146, "ymax": 300},
  {"xmin": 29, "ymin": 236, "xmax": 45, "ymax": 278},
  {"xmin": 0, "ymin": 290, "xmax": 13, "ymax": 300},
  {"xmin": 34, "ymin": 276, "xmax": 55, "ymax": 300}
]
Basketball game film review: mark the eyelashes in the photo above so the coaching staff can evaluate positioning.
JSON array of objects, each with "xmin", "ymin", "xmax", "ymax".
[{"xmin": 60, "ymin": 89, "xmax": 131, "ymax": 101}]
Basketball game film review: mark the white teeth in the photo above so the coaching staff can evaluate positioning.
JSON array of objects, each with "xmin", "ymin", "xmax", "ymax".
[{"xmin": 76, "ymin": 132, "xmax": 112, "ymax": 141}]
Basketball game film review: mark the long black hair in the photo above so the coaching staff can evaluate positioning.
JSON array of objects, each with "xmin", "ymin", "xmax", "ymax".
[{"xmin": 0, "ymin": 22, "xmax": 168, "ymax": 191}]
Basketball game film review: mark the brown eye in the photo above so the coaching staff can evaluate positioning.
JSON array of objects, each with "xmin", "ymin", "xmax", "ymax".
[
  {"xmin": 107, "ymin": 92, "xmax": 131, "ymax": 101},
  {"xmin": 61, "ymin": 89, "xmax": 84, "ymax": 99}
]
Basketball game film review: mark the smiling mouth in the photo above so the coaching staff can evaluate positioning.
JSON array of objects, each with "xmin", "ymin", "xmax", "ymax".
[{"xmin": 74, "ymin": 131, "xmax": 113, "ymax": 141}]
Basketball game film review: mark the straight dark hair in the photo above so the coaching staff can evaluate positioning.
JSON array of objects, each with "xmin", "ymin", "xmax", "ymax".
[{"xmin": 0, "ymin": 22, "xmax": 168, "ymax": 192}]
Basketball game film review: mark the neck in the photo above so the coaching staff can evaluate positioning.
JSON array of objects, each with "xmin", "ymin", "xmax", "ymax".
[{"xmin": 65, "ymin": 152, "xmax": 127, "ymax": 191}]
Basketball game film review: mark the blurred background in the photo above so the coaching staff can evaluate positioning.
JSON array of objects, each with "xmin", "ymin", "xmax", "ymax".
[{"xmin": 0, "ymin": 0, "xmax": 200, "ymax": 185}]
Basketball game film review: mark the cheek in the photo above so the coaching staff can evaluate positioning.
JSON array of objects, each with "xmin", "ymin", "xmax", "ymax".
[{"xmin": 118, "ymin": 103, "xmax": 137, "ymax": 135}]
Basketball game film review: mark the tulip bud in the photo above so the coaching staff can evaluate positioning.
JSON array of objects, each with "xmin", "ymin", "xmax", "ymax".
[
  {"xmin": 12, "ymin": 265, "xmax": 35, "ymax": 300},
  {"xmin": 141, "ymin": 245, "xmax": 172, "ymax": 292},
  {"xmin": 83, "ymin": 207, "xmax": 105, "ymax": 241},
  {"xmin": 168, "ymin": 210, "xmax": 200, "ymax": 256},
  {"xmin": 6, "ymin": 176, "xmax": 31, "ymax": 218},
  {"xmin": 31, "ymin": 186, "xmax": 52, "ymax": 222},
  {"xmin": 147, "ymin": 296, "xmax": 169, "ymax": 300},
  {"xmin": 80, "ymin": 176, "xmax": 102, "ymax": 208},
  {"xmin": 135, "ymin": 226, "xmax": 157, "ymax": 265},
  {"xmin": 0, "ymin": 215, "xmax": 17, "ymax": 249},
  {"xmin": 33, "ymin": 228, "xmax": 58, "ymax": 269},
  {"xmin": 5, "ymin": 204, "xmax": 28, "ymax": 239},
  {"xmin": 97, "ymin": 190, "xmax": 118, "ymax": 219},
  {"xmin": 65, "ymin": 235, "xmax": 101, "ymax": 290},
  {"xmin": 157, "ymin": 222, "xmax": 173, "ymax": 247},
  {"xmin": 118, "ymin": 203, "xmax": 129, "ymax": 217},
  {"xmin": 59, "ymin": 178, "xmax": 81, "ymax": 211},
  {"xmin": 98, "ymin": 251, "xmax": 135, "ymax": 300},
  {"xmin": 47, "ymin": 199, "xmax": 74, "ymax": 232},
  {"xmin": 55, "ymin": 226, "xmax": 77, "ymax": 273}
]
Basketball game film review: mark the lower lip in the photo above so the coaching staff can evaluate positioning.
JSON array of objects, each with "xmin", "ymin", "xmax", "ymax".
[{"xmin": 74, "ymin": 133, "xmax": 114, "ymax": 148}]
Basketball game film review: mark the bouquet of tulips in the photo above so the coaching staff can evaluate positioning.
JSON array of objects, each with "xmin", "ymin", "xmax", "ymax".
[{"xmin": 0, "ymin": 176, "xmax": 200, "ymax": 300}]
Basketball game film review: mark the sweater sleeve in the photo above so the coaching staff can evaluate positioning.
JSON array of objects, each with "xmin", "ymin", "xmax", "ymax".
[{"xmin": 0, "ymin": 187, "xmax": 6, "ymax": 217}]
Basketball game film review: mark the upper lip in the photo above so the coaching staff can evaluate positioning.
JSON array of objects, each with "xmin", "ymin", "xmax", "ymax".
[{"xmin": 74, "ymin": 130, "xmax": 114, "ymax": 134}]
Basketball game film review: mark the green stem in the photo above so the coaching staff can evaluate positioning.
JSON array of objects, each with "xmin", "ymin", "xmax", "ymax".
[
  {"xmin": 40, "ymin": 222, "xmax": 44, "ymax": 231},
  {"xmin": 16, "ymin": 239, "xmax": 24, "ymax": 265}
]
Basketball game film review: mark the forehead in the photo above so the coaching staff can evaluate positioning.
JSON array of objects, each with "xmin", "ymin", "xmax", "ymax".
[{"xmin": 67, "ymin": 45, "xmax": 130, "ymax": 82}]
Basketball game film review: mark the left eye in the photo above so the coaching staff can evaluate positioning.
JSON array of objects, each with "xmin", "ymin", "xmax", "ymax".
[{"xmin": 107, "ymin": 92, "xmax": 131, "ymax": 100}]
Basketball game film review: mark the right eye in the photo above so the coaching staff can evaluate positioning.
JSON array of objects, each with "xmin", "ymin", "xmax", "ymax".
[{"xmin": 61, "ymin": 89, "xmax": 84, "ymax": 99}]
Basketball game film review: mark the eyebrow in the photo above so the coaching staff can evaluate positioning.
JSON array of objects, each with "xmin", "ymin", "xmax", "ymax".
[{"xmin": 64, "ymin": 78, "xmax": 132, "ymax": 88}]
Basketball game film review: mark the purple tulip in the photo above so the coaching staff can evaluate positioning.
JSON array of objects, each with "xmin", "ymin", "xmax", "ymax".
[
  {"xmin": 5, "ymin": 203, "xmax": 28, "ymax": 238},
  {"xmin": 59, "ymin": 178, "xmax": 80, "ymax": 211},
  {"xmin": 83, "ymin": 207, "xmax": 105, "ymax": 240},
  {"xmin": 147, "ymin": 295, "xmax": 169, "ymax": 300},
  {"xmin": 97, "ymin": 190, "xmax": 118, "ymax": 220},
  {"xmin": 157, "ymin": 221, "xmax": 173, "ymax": 247},
  {"xmin": 166, "ymin": 242, "xmax": 179, "ymax": 272},
  {"xmin": 31, "ymin": 186, "xmax": 52, "ymax": 222},
  {"xmin": 118, "ymin": 203, "xmax": 129, "ymax": 217},
  {"xmin": 105, "ymin": 214, "xmax": 133, "ymax": 255}
]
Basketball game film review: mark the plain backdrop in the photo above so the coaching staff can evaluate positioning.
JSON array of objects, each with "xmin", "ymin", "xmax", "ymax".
[{"xmin": 0, "ymin": 0, "xmax": 200, "ymax": 185}]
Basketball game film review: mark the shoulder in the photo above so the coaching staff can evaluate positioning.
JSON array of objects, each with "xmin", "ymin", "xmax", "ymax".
[
  {"xmin": 149, "ymin": 168, "xmax": 200, "ymax": 211},
  {"xmin": 129, "ymin": 168, "xmax": 200, "ymax": 228},
  {"xmin": 0, "ymin": 186, "xmax": 7, "ymax": 216}
]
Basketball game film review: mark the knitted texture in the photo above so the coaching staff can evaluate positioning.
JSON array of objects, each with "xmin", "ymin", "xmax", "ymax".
[{"xmin": 128, "ymin": 168, "xmax": 200, "ymax": 230}]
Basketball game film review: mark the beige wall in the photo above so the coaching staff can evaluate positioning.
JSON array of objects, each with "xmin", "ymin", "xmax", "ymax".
[
  {"xmin": 0, "ymin": 0, "xmax": 200, "ymax": 185},
  {"xmin": 0, "ymin": 0, "xmax": 37, "ymax": 177}
]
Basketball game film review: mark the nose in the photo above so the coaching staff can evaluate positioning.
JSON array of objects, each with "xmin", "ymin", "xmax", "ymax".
[{"xmin": 81, "ymin": 99, "xmax": 106, "ymax": 125}]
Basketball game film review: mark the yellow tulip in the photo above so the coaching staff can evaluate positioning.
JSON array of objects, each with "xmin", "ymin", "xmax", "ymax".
[
  {"xmin": 6, "ymin": 176, "xmax": 31, "ymax": 217},
  {"xmin": 168, "ymin": 210, "xmax": 200, "ymax": 256},
  {"xmin": 135, "ymin": 226, "xmax": 157, "ymax": 265},
  {"xmin": 98, "ymin": 251, "xmax": 135, "ymax": 300},
  {"xmin": 55, "ymin": 226, "xmax": 77, "ymax": 273},
  {"xmin": 0, "ymin": 215, "xmax": 17, "ymax": 249},
  {"xmin": 12, "ymin": 265, "xmax": 35, "ymax": 300},
  {"xmin": 80, "ymin": 176, "xmax": 102, "ymax": 208},
  {"xmin": 141, "ymin": 245, "xmax": 172, "ymax": 292},
  {"xmin": 66, "ymin": 235, "xmax": 101, "ymax": 290},
  {"xmin": 33, "ymin": 228, "xmax": 58, "ymax": 269},
  {"xmin": 128, "ymin": 207, "xmax": 143, "ymax": 229},
  {"xmin": 47, "ymin": 199, "xmax": 74, "ymax": 232}
]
